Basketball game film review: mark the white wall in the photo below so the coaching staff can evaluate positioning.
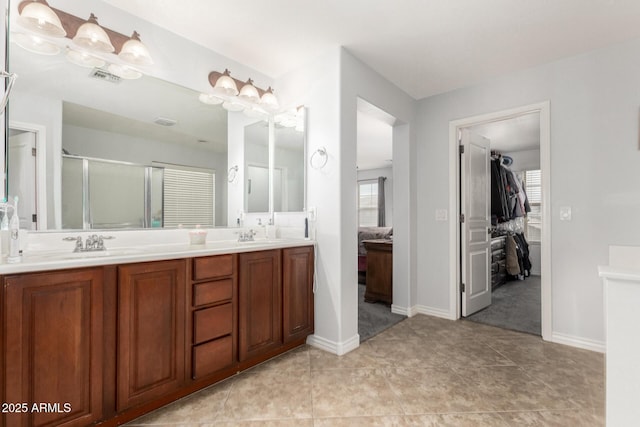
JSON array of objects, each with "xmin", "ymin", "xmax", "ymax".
[
  {"xmin": 275, "ymin": 48, "xmax": 416, "ymax": 353},
  {"xmin": 357, "ymin": 167, "xmax": 393, "ymax": 227},
  {"xmin": 274, "ymin": 48, "xmax": 344, "ymax": 350},
  {"xmin": 416, "ymin": 37, "xmax": 640, "ymax": 347}
]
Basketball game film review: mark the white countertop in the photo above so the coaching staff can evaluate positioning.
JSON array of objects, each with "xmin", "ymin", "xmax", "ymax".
[
  {"xmin": 0, "ymin": 237, "xmax": 314, "ymax": 275},
  {"xmin": 598, "ymin": 265, "xmax": 640, "ymax": 282},
  {"xmin": 599, "ymin": 245, "xmax": 640, "ymax": 282}
]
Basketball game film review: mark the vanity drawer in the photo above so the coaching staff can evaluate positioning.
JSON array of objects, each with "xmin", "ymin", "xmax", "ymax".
[
  {"xmin": 193, "ymin": 279, "xmax": 233, "ymax": 307},
  {"xmin": 193, "ymin": 303, "xmax": 233, "ymax": 344},
  {"xmin": 193, "ymin": 335, "xmax": 233, "ymax": 379},
  {"xmin": 193, "ymin": 254, "xmax": 234, "ymax": 281}
]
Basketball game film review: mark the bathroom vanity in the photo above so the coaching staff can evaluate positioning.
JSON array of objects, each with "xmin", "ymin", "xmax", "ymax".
[{"xmin": 0, "ymin": 237, "xmax": 314, "ymax": 427}]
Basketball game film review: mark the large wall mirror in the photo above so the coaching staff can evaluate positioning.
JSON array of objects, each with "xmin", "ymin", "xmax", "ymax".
[
  {"xmin": 242, "ymin": 108, "xmax": 306, "ymax": 215},
  {"xmin": 5, "ymin": 0, "xmax": 306, "ymax": 231}
]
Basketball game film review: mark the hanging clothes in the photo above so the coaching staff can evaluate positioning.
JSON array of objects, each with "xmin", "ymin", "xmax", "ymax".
[
  {"xmin": 490, "ymin": 157, "xmax": 530, "ymax": 224},
  {"xmin": 505, "ymin": 235, "xmax": 521, "ymax": 275}
]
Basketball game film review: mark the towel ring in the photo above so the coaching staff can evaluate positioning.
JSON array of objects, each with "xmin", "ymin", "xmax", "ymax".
[
  {"xmin": 310, "ymin": 147, "xmax": 328, "ymax": 169},
  {"xmin": 228, "ymin": 165, "xmax": 239, "ymax": 183}
]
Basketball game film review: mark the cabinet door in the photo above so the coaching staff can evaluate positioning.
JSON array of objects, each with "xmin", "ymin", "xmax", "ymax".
[
  {"xmin": 283, "ymin": 246, "xmax": 315, "ymax": 343},
  {"xmin": 117, "ymin": 260, "xmax": 186, "ymax": 411},
  {"xmin": 3, "ymin": 268, "xmax": 104, "ymax": 427},
  {"xmin": 238, "ymin": 250, "xmax": 282, "ymax": 361}
]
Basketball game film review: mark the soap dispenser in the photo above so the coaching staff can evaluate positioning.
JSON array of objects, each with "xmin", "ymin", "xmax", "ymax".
[{"xmin": 7, "ymin": 196, "xmax": 20, "ymax": 263}]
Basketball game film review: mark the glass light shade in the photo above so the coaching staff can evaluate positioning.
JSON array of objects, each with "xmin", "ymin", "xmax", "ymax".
[
  {"xmin": 198, "ymin": 93, "xmax": 224, "ymax": 105},
  {"xmin": 13, "ymin": 32, "xmax": 60, "ymax": 55},
  {"xmin": 243, "ymin": 106, "xmax": 268, "ymax": 119},
  {"xmin": 73, "ymin": 14, "xmax": 114, "ymax": 53},
  {"xmin": 212, "ymin": 69, "xmax": 238, "ymax": 96},
  {"xmin": 238, "ymin": 79, "xmax": 260, "ymax": 103},
  {"xmin": 118, "ymin": 31, "xmax": 153, "ymax": 66},
  {"xmin": 66, "ymin": 48, "xmax": 105, "ymax": 68},
  {"xmin": 259, "ymin": 87, "xmax": 279, "ymax": 111},
  {"xmin": 18, "ymin": 1, "xmax": 66, "ymax": 37},
  {"xmin": 108, "ymin": 63, "xmax": 142, "ymax": 80},
  {"xmin": 222, "ymin": 100, "xmax": 245, "ymax": 112}
]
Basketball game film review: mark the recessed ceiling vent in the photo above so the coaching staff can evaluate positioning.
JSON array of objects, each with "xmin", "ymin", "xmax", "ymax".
[
  {"xmin": 154, "ymin": 117, "xmax": 177, "ymax": 127},
  {"xmin": 89, "ymin": 68, "xmax": 121, "ymax": 84}
]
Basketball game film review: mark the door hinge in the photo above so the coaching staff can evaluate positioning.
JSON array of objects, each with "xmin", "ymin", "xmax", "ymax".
[
  {"xmin": 461, "ymin": 283, "xmax": 466, "ymax": 292},
  {"xmin": 32, "ymin": 214, "xmax": 37, "ymax": 223},
  {"xmin": 31, "ymin": 147, "xmax": 36, "ymax": 157},
  {"xmin": 459, "ymin": 145, "xmax": 464, "ymax": 154},
  {"xmin": 459, "ymin": 214, "xmax": 465, "ymax": 223}
]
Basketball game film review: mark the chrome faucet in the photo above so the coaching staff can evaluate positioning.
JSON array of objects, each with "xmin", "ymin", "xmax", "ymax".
[
  {"xmin": 63, "ymin": 234, "xmax": 115, "ymax": 252},
  {"xmin": 237, "ymin": 229, "xmax": 257, "ymax": 242}
]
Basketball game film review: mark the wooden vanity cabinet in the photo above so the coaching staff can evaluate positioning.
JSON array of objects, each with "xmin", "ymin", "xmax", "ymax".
[
  {"xmin": 190, "ymin": 254, "xmax": 237, "ymax": 380},
  {"xmin": 1, "ymin": 245, "xmax": 314, "ymax": 426},
  {"xmin": 2, "ymin": 268, "xmax": 105, "ymax": 427},
  {"xmin": 238, "ymin": 249, "xmax": 282, "ymax": 362},
  {"xmin": 283, "ymin": 246, "xmax": 315, "ymax": 343},
  {"xmin": 117, "ymin": 260, "xmax": 187, "ymax": 411}
]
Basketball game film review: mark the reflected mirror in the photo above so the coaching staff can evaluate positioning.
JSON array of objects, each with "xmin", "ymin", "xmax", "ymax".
[
  {"xmin": 273, "ymin": 108, "xmax": 305, "ymax": 212},
  {"xmin": 244, "ymin": 120, "xmax": 270, "ymax": 213}
]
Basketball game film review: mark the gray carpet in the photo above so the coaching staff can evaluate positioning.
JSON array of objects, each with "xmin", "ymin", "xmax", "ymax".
[
  {"xmin": 358, "ymin": 284, "xmax": 406, "ymax": 342},
  {"xmin": 466, "ymin": 275, "xmax": 541, "ymax": 335}
]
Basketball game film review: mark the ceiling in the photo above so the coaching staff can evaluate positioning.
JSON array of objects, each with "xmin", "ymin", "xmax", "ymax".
[
  {"xmin": 469, "ymin": 112, "xmax": 540, "ymax": 153},
  {"xmin": 103, "ymin": 0, "xmax": 640, "ymax": 100}
]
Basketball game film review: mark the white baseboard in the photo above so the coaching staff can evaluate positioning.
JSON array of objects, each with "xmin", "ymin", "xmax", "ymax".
[
  {"xmin": 415, "ymin": 305, "xmax": 456, "ymax": 320},
  {"xmin": 306, "ymin": 333, "xmax": 360, "ymax": 355},
  {"xmin": 550, "ymin": 331, "xmax": 606, "ymax": 353},
  {"xmin": 391, "ymin": 304, "xmax": 418, "ymax": 317}
]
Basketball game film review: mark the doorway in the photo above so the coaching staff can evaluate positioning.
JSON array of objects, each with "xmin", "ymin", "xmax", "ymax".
[
  {"xmin": 8, "ymin": 121, "xmax": 47, "ymax": 230},
  {"xmin": 356, "ymin": 98, "xmax": 404, "ymax": 341},
  {"xmin": 449, "ymin": 102, "xmax": 551, "ymax": 340}
]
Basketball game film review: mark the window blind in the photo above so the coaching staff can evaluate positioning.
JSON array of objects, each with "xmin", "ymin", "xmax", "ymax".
[
  {"xmin": 358, "ymin": 180, "xmax": 378, "ymax": 227},
  {"xmin": 163, "ymin": 168, "xmax": 215, "ymax": 228}
]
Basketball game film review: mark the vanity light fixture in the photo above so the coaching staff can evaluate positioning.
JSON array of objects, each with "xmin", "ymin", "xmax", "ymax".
[
  {"xmin": 222, "ymin": 100, "xmax": 245, "ymax": 112},
  {"xmin": 118, "ymin": 31, "xmax": 153, "ymax": 66},
  {"xmin": 72, "ymin": 13, "xmax": 114, "ymax": 53},
  {"xmin": 66, "ymin": 47, "xmax": 105, "ymax": 68},
  {"xmin": 15, "ymin": 1, "xmax": 154, "ymax": 80},
  {"xmin": 238, "ymin": 78, "xmax": 260, "ymax": 104},
  {"xmin": 204, "ymin": 69, "xmax": 279, "ymax": 116},
  {"xmin": 198, "ymin": 93, "xmax": 224, "ymax": 105},
  {"xmin": 13, "ymin": 32, "xmax": 60, "ymax": 55},
  {"xmin": 212, "ymin": 69, "xmax": 239, "ymax": 97},
  {"xmin": 260, "ymin": 87, "xmax": 279, "ymax": 112},
  {"xmin": 17, "ymin": 0, "xmax": 66, "ymax": 37}
]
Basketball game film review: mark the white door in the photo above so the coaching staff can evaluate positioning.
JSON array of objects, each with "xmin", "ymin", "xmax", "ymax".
[
  {"xmin": 246, "ymin": 164, "xmax": 269, "ymax": 212},
  {"xmin": 461, "ymin": 129, "xmax": 491, "ymax": 316},
  {"xmin": 8, "ymin": 131, "xmax": 37, "ymax": 230}
]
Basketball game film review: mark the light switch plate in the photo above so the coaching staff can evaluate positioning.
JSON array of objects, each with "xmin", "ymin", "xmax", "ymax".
[
  {"xmin": 559, "ymin": 206, "xmax": 572, "ymax": 221},
  {"xmin": 435, "ymin": 209, "xmax": 448, "ymax": 221}
]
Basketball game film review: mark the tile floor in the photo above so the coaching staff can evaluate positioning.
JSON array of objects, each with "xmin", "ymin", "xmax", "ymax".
[{"xmin": 126, "ymin": 314, "xmax": 605, "ymax": 426}]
